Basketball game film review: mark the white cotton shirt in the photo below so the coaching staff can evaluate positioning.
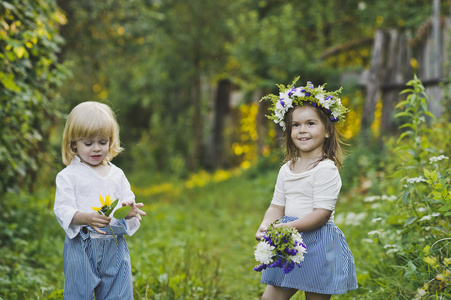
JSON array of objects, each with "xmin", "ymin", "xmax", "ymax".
[
  {"xmin": 271, "ymin": 159, "xmax": 341, "ymax": 222},
  {"xmin": 54, "ymin": 156, "xmax": 140, "ymax": 239}
]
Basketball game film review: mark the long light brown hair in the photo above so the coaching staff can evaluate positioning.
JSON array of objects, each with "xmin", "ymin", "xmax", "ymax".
[{"xmin": 283, "ymin": 104, "xmax": 344, "ymax": 170}]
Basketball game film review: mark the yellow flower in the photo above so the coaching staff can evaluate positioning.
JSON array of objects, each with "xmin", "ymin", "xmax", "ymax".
[
  {"xmin": 91, "ymin": 194, "xmax": 113, "ymax": 211},
  {"xmin": 436, "ymin": 273, "xmax": 445, "ymax": 281},
  {"xmin": 423, "ymin": 256, "xmax": 438, "ymax": 267}
]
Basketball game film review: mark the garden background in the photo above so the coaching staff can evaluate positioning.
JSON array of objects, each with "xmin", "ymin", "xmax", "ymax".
[{"xmin": 1, "ymin": 0, "xmax": 451, "ymax": 299}]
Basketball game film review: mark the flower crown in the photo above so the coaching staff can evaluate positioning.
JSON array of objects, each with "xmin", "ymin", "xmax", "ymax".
[{"xmin": 261, "ymin": 77, "xmax": 349, "ymax": 130}]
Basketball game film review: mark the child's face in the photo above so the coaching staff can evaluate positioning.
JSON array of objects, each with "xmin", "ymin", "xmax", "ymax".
[
  {"xmin": 73, "ymin": 136, "xmax": 110, "ymax": 167},
  {"xmin": 290, "ymin": 106, "xmax": 328, "ymax": 158}
]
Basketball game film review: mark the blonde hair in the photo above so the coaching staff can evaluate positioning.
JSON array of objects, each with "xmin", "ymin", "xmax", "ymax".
[{"xmin": 61, "ymin": 101, "xmax": 123, "ymax": 166}]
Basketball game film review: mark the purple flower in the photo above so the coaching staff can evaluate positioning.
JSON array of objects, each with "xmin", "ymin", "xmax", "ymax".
[
  {"xmin": 280, "ymin": 100, "xmax": 285, "ymax": 108},
  {"xmin": 253, "ymin": 264, "xmax": 267, "ymax": 271},
  {"xmin": 288, "ymin": 87, "xmax": 296, "ymax": 97},
  {"xmin": 305, "ymin": 92, "xmax": 311, "ymax": 97},
  {"xmin": 325, "ymin": 95, "xmax": 333, "ymax": 101},
  {"xmin": 282, "ymin": 260, "xmax": 295, "ymax": 274},
  {"xmin": 269, "ymin": 257, "xmax": 284, "ymax": 268},
  {"xmin": 284, "ymin": 247, "xmax": 298, "ymax": 256}
]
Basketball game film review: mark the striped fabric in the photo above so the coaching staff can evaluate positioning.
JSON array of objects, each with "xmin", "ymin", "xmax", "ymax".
[
  {"xmin": 63, "ymin": 233, "xmax": 133, "ymax": 299},
  {"xmin": 260, "ymin": 217, "xmax": 358, "ymax": 294}
]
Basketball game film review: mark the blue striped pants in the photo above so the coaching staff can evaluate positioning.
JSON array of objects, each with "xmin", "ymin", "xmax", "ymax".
[{"xmin": 63, "ymin": 233, "xmax": 133, "ymax": 299}]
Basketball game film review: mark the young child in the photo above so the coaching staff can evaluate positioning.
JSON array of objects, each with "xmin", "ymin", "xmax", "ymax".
[
  {"xmin": 255, "ymin": 79, "xmax": 358, "ymax": 300},
  {"xmin": 54, "ymin": 101, "xmax": 146, "ymax": 299}
]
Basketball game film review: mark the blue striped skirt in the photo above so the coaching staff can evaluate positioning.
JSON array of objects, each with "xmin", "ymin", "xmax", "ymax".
[{"xmin": 260, "ymin": 216, "xmax": 358, "ymax": 294}]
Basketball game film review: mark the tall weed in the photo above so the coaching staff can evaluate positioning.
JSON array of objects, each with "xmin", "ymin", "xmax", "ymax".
[{"xmin": 348, "ymin": 76, "xmax": 451, "ymax": 299}]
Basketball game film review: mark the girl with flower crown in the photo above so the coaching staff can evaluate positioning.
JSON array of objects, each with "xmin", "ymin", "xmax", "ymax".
[
  {"xmin": 54, "ymin": 101, "xmax": 146, "ymax": 299},
  {"xmin": 255, "ymin": 78, "xmax": 358, "ymax": 299}
]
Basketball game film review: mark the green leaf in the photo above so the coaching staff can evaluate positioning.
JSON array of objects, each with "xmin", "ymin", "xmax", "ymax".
[
  {"xmin": 402, "ymin": 190, "xmax": 410, "ymax": 205},
  {"xmin": 105, "ymin": 199, "xmax": 119, "ymax": 216},
  {"xmin": 404, "ymin": 216, "xmax": 416, "ymax": 226},
  {"xmin": 394, "ymin": 112, "xmax": 412, "ymax": 118},
  {"xmin": 112, "ymin": 206, "xmax": 131, "ymax": 219}
]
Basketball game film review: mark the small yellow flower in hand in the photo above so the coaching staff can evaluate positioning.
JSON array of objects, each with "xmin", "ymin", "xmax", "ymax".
[{"xmin": 92, "ymin": 194, "xmax": 113, "ymax": 212}]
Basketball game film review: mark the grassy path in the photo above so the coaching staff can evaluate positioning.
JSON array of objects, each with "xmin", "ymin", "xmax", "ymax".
[{"xmin": 128, "ymin": 167, "xmax": 365, "ymax": 299}]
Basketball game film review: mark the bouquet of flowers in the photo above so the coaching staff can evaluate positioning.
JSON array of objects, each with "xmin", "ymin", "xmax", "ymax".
[
  {"xmin": 253, "ymin": 220, "xmax": 306, "ymax": 274},
  {"xmin": 92, "ymin": 194, "xmax": 131, "ymax": 245}
]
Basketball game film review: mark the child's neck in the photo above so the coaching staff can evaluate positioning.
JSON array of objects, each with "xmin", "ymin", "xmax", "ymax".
[
  {"xmin": 292, "ymin": 156, "xmax": 323, "ymax": 173},
  {"xmin": 91, "ymin": 163, "xmax": 110, "ymax": 177},
  {"xmin": 79, "ymin": 158, "xmax": 111, "ymax": 177}
]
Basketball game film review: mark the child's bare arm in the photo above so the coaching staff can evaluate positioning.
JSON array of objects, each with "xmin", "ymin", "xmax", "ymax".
[
  {"xmin": 72, "ymin": 211, "xmax": 111, "ymax": 234},
  {"xmin": 275, "ymin": 208, "xmax": 332, "ymax": 232},
  {"xmin": 255, "ymin": 204, "xmax": 285, "ymax": 240}
]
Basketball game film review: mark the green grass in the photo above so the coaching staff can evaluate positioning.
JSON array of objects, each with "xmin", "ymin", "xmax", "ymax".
[{"xmin": 0, "ymin": 162, "xmax": 371, "ymax": 299}]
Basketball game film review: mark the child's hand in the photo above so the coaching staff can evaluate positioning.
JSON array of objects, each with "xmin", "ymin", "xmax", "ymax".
[
  {"xmin": 86, "ymin": 212, "xmax": 111, "ymax": 234},
  {"xmin": 122, "ymin": 201, "xmax": 146, "ymax": 221},
  {"xmin": 255, "ymin": 225, "xmax": 268, "ymax": 241}
]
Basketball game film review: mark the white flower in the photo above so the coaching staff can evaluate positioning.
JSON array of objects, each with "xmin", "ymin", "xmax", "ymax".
[
  {"xmin": 429, "ymin": 155, "xmax": 449, "ymax": 163},
  {"xmin": 274, "ymin": 108, "xmax": 284, "ymax": 120},
  {"xmin": 381, "ymin": 195, "xmax": 397, "ymax": 201},
  {"xmin": 315, "ymin": 93, "xmax": 325, "ymax": 102},
  {"xmin": 291, "ymin": 245, "xmax": 307, "ymax": 264},
  {"xmin": 406, "ymin": 177, "xmax": 426, "ymax": 184},
  {"xmin": 275, "ymin": 100, "xmax": 285, "ymax": 111},
  {"xmin": 331, "ymin": 108, "xmax": 340, "ymax": 118},
  {"xmin": 371, "ymin": 217, "xmax": 382, "ymax": 223},
  {"xmin": 292, "ymin": 232, "xmax": 304, "ymax": 245},
  {"xmin": 417, "ymin": 288, "xmax": 426, "ymax": 296},
  {"xmin": 364, "ymin": 196, "xmax": 380, "ymax": 202},
  {"xmin": 386, "ymin": 248, "xmax": 399, "ymax": 254},
  {"xmin": 368, "ymin": 230, "xmax": 382, "ymax": 236},
  {"xmin": 291, "ymin": 88, "xmax": 305, "ymax": 98},
  {"xmin": 420, "ymin": 213, "xmax": 441, "ymax": 222},
  {"xmin": 254, "ymin": 241, "xmax": 275, "ymax": 265},
  {"xmin": 279, "ymin": 121, "xmax": 286, "ymax": 130}
]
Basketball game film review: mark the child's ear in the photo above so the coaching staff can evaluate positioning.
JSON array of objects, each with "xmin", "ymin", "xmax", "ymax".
[{"xmin": 70, "ymin": 141, "xmax": 77, "ymax": 152}]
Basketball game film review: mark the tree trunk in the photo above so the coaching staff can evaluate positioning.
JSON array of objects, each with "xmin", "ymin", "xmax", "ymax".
[
  {"xmin": 211, "ymin": 79, "xmax": 231, "ymax": 169},
  {"xmin": 190, "ymin": 75, "xmax": 202, "ymax": 171},
  {"xmin": 361, "ymin": 30, "xmax": 385, "ymax": 138}
]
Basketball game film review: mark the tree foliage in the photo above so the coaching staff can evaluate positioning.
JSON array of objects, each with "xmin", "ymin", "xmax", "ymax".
[{"xmin": 0, "ymin": 0, "xmax": 68, "ymax": 193}]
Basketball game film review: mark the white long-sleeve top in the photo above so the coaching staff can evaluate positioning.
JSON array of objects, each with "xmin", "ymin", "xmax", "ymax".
[
  {"xmin": 271, "ymin": 159, "xmax": 341, "ymax": 222},
  {"xmin": 54, "ymin": 156, "xmax": 140, "ymax": 239}
]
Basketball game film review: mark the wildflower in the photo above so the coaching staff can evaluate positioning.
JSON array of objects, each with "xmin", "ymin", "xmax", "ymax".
[
  {"xmin": 253, "ymin": 220, "xmax": 306, "ymax": 274},
  {"xmin": 368, "ymin": 230, "xmax": 382, "ymax": 236},
  {"xmin": 417, "ymin": 289, "xmax": 426, "ymax": 296},
  {"xmin": 91, "ymin": 195, "xmax": 131, "ymax": 245},
  {"xmin": 423, "ymin": 256, "xmax": 438, "ymax": 267},
  {"xmin": 92, "ymin": 194, "xmax": 114, "ymax": 213},
  {"xmin": 429, "ymin": 155, "xmax": 449, "ymax": 163},
  {"xmin": 254, "ymin": 242, "xmax": 275, "ymax": 265},
  {"xmin": 406, "ymin": 177, "xmax": 426, "ymax": 184},
  {"xmin": 419, "ymin": 213, "xmax": 441, "ymax": 222},
  {"xmin": 436, "ymin": 273, "xmax": 445, "ymax": 281},
  {"xmin": 364, "ymin": 196, "xmax": 380, "ymax": 202}
]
